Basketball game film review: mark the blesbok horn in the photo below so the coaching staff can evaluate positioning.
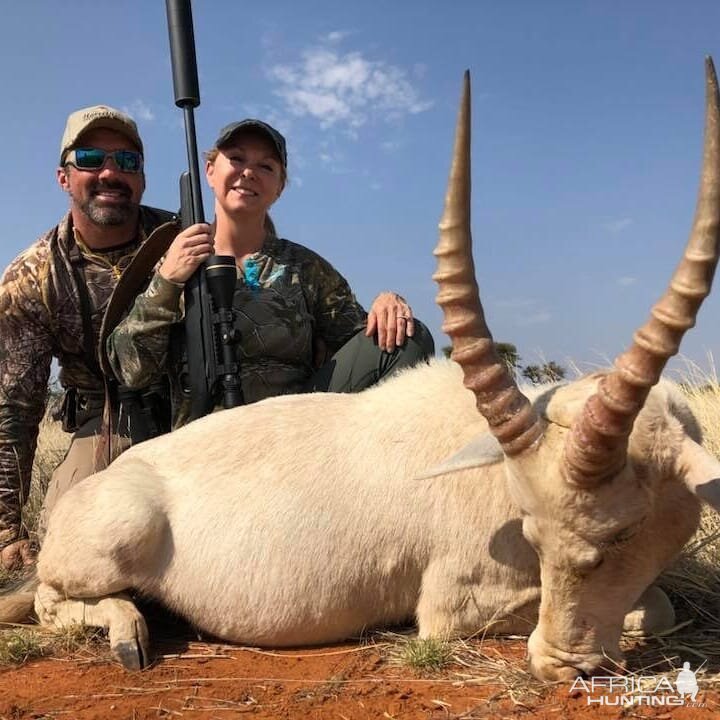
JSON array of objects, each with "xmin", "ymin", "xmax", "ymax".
[
  {"xmin": 434, "ymin": 70, "xmax": 545, "ymax": 456},
  {"xmin": 565, "ymin": 56, "xmax": 720, "ymax": 485}
]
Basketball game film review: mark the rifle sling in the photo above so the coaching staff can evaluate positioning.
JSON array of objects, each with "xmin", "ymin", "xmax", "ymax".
[{"xmin": 98, "ymin": 220, "xmax": 181, "ymax": 376}]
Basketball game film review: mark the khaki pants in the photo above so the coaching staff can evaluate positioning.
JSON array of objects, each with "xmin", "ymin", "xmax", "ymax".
[{"xmin": 38, "ymin": 415, "xmax": 130, "ymax": 538}]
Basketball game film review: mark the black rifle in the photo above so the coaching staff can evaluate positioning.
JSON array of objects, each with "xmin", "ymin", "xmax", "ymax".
[{"xmin": 165, "ymin": 0, "xmax": 243, "ymax": 420}]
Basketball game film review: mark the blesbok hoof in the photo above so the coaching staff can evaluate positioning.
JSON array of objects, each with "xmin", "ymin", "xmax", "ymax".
[
  {"xmin": 107, "ymin": 604, "xmax": 151, "ymax": 670},
  {"xmin": 623, "ymin": 585, "xmax": 675, "ymax": 636},
  {"xmin": 112, "ymin": 639, "xmax": 149, "ymax": 671}
]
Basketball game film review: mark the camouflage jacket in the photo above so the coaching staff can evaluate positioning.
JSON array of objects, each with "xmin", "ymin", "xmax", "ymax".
[
  {"xmin": 0, "ymin": 206, "xmax": 175, "ymax": 548},
  {"xmin": 107, "ymin": 232, "xmax": 368, "ymax": 427}
]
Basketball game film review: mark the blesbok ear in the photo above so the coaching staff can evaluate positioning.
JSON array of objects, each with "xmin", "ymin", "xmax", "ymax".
[
  {"xmin": 415, "ymin": 432, "xmax": 504, "ymax": 480},
  {"xmin": 679, "ymin": 436, "xmax": 720, "ymax": 512}
]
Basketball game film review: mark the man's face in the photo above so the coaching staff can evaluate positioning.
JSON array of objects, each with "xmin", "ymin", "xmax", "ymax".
[{"xmin": 57, "ymin": 128, "xmax": 145, "ymax": 227}]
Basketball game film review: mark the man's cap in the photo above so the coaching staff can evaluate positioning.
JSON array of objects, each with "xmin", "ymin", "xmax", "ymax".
[
  {"xmin": 60, "ymin": 105, "xmax": 143, "ymax": 164},
  {"xmin": 214, "ymin": 119, "xmax": 287, "ymax": 168}
]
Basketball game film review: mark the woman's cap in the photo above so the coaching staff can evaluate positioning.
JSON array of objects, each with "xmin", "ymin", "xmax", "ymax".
[{"xmin": 214, "ymin": 119, "xmax": 287, "ymax": 168}]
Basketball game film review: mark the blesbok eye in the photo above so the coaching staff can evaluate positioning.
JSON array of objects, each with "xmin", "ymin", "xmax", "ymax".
[
  {"xmin": 601, "ymin": 524, "xmax": 641, "ymax": 548},
  {"xmin": 613, "ymin": 527, "xmax": 637, "ymax": 543}
]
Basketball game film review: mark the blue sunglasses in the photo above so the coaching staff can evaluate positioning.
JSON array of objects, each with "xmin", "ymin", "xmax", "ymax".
[{"xmin": 65, "ymin": 147, "xmax": 143, "ymax": 174}]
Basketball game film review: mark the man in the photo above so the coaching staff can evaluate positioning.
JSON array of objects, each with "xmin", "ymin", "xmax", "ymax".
[{"xmin": 0, "ymin": 105, "xmax": 175, "ymax": 570}]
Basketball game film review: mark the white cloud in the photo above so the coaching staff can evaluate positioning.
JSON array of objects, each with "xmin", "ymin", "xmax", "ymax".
[
  {"xmin": 495, "ymin": 297, "xmax": 540, "ymax": 310},
  {"xmin": 412, "ymin": 63, "xmax": 428, "ymax": 79},
  {"xmin": 495, "ymin": 297, "xmax": 551, "ymax": 325},
  {"xmin": 516, "ymin": 312, "xmax": 552, "ymax": 326},
  {"xmin": 617, "ymin": 276, "xmax": 637, "ymax": 286},
  {"xmin": 123, "ymin": 99, "xmax": 155, "ymax": 122},
  {"xmin": 381, "ymin": 140, "xmax": 402, "ymax": 152},
  {"xmin": 315, "ymin": 146, "xmax": 352, "ymax": 175},
  {"xmin": 268, "ymin": 44, "xmax": 433, "ymax": 131},
  {"xmin": 325, "ymin": 30, "xmax": 350, "ymax": 44},
  {"xmin": 605, "ymin": 217, "xmax": 632, "ymax": 233}
]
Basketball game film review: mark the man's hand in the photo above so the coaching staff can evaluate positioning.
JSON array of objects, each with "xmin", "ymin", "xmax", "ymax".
[
  {"xmin": 366, "ymin": 291, "xmax": 414, "ymax": 352},
  {"xmin": 0, "ymin": 539, "xmax": 36, "ymax": 571}
]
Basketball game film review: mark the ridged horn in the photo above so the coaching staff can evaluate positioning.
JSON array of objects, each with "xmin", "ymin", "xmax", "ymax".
[
  {"xmin": 433, "ymin": 71, "xmax": 544, "ymax": 456},
  {"xmin": 565, "ymin": 57, "xmax": 720, "ymax": 485}
]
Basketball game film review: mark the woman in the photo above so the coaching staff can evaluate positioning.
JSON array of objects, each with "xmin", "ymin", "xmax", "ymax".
[{"xmin": 107, "ymin": 119, "xmax": 434, "ymax": 427}]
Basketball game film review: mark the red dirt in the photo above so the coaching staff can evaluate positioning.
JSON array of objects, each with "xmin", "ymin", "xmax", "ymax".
[{"xmin": 0, "ymin": 634, "xmax": 717, "ymax": 720}]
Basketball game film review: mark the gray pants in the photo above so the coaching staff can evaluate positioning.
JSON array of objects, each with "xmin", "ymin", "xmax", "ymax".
[{"xmin": 306, "ymin": 321, "xmax": 435, "ymax": 393}]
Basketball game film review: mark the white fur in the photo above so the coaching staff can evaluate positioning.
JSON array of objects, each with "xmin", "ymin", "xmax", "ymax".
[{"xmin": 25, "ymin": 359, "xmax": 720, "ymax": 679}]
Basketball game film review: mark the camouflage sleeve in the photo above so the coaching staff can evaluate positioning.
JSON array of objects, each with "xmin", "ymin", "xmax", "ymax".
[
  {"xmin": 106, "ymin": 272, "xmax": 185, "ymax": 388},
  {"xmin": 0, "ymin": 257, "xmax": 53, "ymax": 547},
  {"xmin": 309, "ymin": 255, "xmax": 368, "ymax": 354}
]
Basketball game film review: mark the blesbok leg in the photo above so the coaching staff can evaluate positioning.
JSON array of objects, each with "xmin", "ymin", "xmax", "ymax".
[{"xmin": 34, "ymin": 582, "xmax": 150, "ymax": 670}]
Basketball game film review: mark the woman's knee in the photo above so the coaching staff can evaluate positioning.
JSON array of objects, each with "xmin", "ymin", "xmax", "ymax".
[{"xmin": 408, "ymin": 319, "xmax": 435, "ymax": 360}]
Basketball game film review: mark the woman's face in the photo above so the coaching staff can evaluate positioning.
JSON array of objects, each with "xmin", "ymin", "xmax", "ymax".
[{"xmin": 206, "ymin": 131, "xmax": 284, "ymax": 218}]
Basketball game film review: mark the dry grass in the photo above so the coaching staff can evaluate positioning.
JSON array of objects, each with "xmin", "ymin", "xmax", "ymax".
[
  {"xmin": 384, "ymin": 633, "xmax": 454, "ymax": 673},
  {"xmin": 0, "ymin": 623, "xmax": 106, "ymax": 666},
  {"xmin": 377, "ymin": 630, "xmax": 548, "ymax": 705},
  {"xmin": 26, "ymin": 410, "xmax": 71, "ymax": 528},
  {"xmin": 654, "ymin": 357, "xmax": 720, "ymax": 681},
  {"xmin": 0, "ymin": 411, "xmax": 70, "ymax": 589},
  {"xmin": 0, "ymin": 408, "xmax": 104, "ymax": 665}
]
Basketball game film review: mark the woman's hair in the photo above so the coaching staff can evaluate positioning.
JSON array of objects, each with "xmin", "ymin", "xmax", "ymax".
[{"xmin": 264, "ymin": 214, "xmax": 277, "ymax": 236}]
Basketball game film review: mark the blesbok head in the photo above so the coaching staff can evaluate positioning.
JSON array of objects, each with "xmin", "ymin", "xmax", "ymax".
[{"xmin": 434, "ymin": 60, "xmax": 720, "ymax": 682}]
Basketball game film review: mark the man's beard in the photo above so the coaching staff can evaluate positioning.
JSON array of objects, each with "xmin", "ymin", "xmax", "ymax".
[{"xmin": 73, "ymin": 180, "xmax": 138, "ymax": 226}]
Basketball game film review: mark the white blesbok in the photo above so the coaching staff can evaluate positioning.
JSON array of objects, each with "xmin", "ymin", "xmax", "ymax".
[{"xmin": 2, "ymin": 61, "xmax": 720, "ymax": 682}]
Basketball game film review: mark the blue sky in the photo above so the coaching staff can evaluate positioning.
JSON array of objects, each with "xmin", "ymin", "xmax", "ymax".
[{"xmin": 1, "ymin": 1, "xmax": 720, "ymax": 379}]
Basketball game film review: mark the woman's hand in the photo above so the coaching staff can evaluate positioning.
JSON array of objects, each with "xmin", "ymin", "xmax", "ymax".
[
  {"xmin": 366, "ymin": 291, "xmax": 414, "ymax": 352},
  {"xmin": 159, "ymin": 223, "xmax": 215, "ymax": 284}
]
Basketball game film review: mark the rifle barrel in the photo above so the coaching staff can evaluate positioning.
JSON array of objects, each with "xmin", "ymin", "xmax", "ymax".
[
  {"xmin": 166, "ymin": 0, "xmax": 204, "ymax": 224},
  {"xmin": 166, "ymin": 0, "xmax": 200, "ymax": 107},
  {"xmin": 182, "ymin": 107, "xmax": 205, "ymax": 224}
]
